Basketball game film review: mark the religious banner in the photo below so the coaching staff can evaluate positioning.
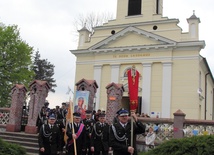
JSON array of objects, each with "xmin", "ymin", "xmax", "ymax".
[
  {"xmin": 127, "ymin": 65, "xmax": 140, "ymax": 111},
  {"xmin": 74, "ymin": 91, "xmax": 89, "ymax": 119}
]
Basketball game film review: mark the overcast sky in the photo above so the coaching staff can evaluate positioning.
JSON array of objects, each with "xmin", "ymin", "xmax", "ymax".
[{"xmin": 0, "ymin": 0, "xmax": 213, "ymax": 108}]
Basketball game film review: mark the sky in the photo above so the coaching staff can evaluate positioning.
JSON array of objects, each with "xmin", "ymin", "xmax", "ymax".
[{"xmin": 0, "ymin": 0, "xmax": 213, "ymax": 108}]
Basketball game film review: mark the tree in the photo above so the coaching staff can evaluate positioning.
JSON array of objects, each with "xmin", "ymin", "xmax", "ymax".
[
  {"xmin": 0, "ymin": 23, "xmax": 34, "ymax": 107},
  {"xmin": 32, "ymin": 50, "xmax": 56, "ymax": 92},
  {"xmin": 72, "ymin": 12, "xmax": 114, "ymax": 40}
]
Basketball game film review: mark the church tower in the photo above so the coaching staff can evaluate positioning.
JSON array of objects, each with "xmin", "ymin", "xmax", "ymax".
[
  {"xmin": 116, "ymin": 0, "xmax": 163, "ymax": 23},
  {"xmin": 187, "ymin": 10, "xmax": 200, "ymax": 40}
]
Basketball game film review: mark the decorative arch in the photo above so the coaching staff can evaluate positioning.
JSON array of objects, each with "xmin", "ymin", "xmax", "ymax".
[{"xmin": 123, "ymin": 66, "xmax": 132, "ymax": 78}]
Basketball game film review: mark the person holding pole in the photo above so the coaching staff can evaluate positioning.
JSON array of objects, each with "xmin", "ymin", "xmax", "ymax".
[
  {"xmin": 109, "ymin": 108, "xmax": 145, "ymax": 155},
  {"xmin": 66, "ymin": 112, "xmax": 86, "ymax": 155}
]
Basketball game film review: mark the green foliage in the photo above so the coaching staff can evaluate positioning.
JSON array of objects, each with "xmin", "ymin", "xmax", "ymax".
[
  {"xmin": 0, "ymin": 138, "xmax": 27, "ymax": 155},
  {"xmin": 141, "ymin": 135, "xmax": 214, "ymax": 155},
  {"xmin": 32, "ymin": 51, "xmax": 56, "ymax": 92},
  {"xmin": 0, "ymin": 23, "xmax": 35, "ymax": 107}
]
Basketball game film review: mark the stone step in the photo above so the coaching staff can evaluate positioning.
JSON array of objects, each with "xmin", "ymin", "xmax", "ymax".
[
  {"xmin": 0, "ymin": 131, "xmax": 39, "ymax": 154},
  {"xmin": 3, "ymin": 139, "xmax": 38, "ymax": 148},
  {"xmin": 0, "ymin": 134, "xmax": 38, "ymax": 143},
  {"xmin": 0, "ymin": 131, "xmax": 38, "ymax": 139},
  {"xmin": 22, "ymin": 146, "xmax": 38, "ymax": 154}
]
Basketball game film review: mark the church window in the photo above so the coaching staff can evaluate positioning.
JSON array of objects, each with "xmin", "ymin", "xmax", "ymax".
[
  {"xmin": 128, "ymin": 0, "xmax": 141, "ymax": 16},
  {"xmin": 153, "ymin": 25, "xmax": 158, "ymax": 30},
  {"xmin": 156, "ymin": 0, "xmax": 160, "ymax": 14},
  {"xmin": 190, "ymin": 23, "xmax": 196, "ymax": 38}
]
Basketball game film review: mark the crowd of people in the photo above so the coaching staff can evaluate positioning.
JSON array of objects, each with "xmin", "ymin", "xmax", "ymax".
[{"xmin": 37, "ymin": 102, "xmax": 154, "ymax": 155}]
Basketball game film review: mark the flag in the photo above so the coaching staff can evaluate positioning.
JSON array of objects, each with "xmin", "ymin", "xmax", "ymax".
[
  {"xmin": 64, "ymin": 100, "xmax": 73, "ymax": 142},
  {"xmin": 66, "ymin": 86, "xmax": 71, "ymax": 95},
  {"xmin": 64, "ymin": 100, "xmax": 77, "ymax": 155},
  {"xmin": 127, "ymin": 65, "xmax": 140, "ymax": 111}
]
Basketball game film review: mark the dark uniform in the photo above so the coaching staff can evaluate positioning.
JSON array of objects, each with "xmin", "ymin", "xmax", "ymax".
[
  {"xmin": 109, "ymin": 109, "xmax": 145, "ymax": 155},
  {"xmin": 56, "ymin": 117, "xmax": 66, "ymax": 154},
  {"xmin": 91, "ymin": 113, "xmax": 110, "ymax": 155},
  {"xmin": 94, "ymin": 109, "xmax": 101, "ymax": 122},
  {"xmin": 56, "ymin": 103, "xmax": 67, "ymax": 153},
  {"xmin": 38, "ymin": 114, "xmax": 61, "ymax": 155},
  {"xmin": 82, "ymin": 110, "xmax": 96, "ymax": 155},
  {"xmin": 66, "ymin": 112, "xmax": 86, "ymax": 155},
  {"xmin": 37, "ymin": 106, "xmax": 48, "ymax": 133}
]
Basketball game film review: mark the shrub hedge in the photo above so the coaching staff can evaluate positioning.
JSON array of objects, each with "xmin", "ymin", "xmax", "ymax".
[
  {"xmin": 0, "ymin": 138, "xmax": 27, "ymax": 155},
  {"xmin": 141, "ymin": 135, "xmax": 214, "ymax": 155}
]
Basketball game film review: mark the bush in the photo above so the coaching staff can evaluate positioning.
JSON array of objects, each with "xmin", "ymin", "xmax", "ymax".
[
  {"xmin": 0, "ymin": 138, "xmax": 27, "ymax": 155},
  {"xmin": 141, "ymin": 135, "xmax": 214, "ymax": 155}
]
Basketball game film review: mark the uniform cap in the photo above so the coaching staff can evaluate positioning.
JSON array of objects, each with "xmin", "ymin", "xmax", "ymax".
[
  {"xmin": 117, "ymin": 108, "xmax": 129, "ymax": 116},
  {"xmin": 62, "ymin": 102, "xmax": 66, "ymax": 106},
  {"xmin": 98, "ymin": 112, "xmax": 106, "ymax": 117},
  {"xmin": 48, "ymin": 114, "xmax": 56, "ymax": 119},
  {"xmin": 85, "ymin": 110, "xmax": 92, "ymax": 114},
  {"xmin": 73, "ymin": 112, "xmax": 81, "ymax": 118}
]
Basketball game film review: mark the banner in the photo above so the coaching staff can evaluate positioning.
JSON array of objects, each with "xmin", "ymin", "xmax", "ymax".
[
  {"xmin": 127, "ymin": 65, "xmax": 140, "ymax": 111},
  {"xmin": 74, "ymin": 91, "xmax": 89, "ymax": 119}
]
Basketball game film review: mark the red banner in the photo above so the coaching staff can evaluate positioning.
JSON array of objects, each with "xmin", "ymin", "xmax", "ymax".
[{"xmin": 127, "ymin": 66, "xmax": 140, "ymax": 111}]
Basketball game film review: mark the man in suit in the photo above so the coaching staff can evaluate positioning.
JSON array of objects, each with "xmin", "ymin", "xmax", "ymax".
[
  {"xmin": 82, "ymin": 110, "xmax": 96, "ymax": 155},
  {"xmin": 91, "ymin": 113, "xmax": 110, "ymax": 155},
  {"xmin": 109, "ymin": 108, "xmax": 146, "ymax": 155},
  {"xmin": 38, "ymin": 114, "xmax": 61, "ymax": 155},
  {"xmin": 66, "ymin": 112, "xmax": 86, "ymax": 155}
]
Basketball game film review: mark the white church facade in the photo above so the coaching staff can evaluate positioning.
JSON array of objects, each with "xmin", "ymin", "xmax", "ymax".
[{"xmin": 71, "ymin": 0, "xmax": 214, "ymax": 119}]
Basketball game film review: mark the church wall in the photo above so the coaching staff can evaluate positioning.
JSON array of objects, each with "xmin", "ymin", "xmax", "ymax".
[
  {"xmin": 207, "ymin": 82, "xmax": 213, "ymax": 120},
  {"xmin": 199, "ymin": 62, "xmax": 214, "ymax": 120},
  {"xmin": 173, "ymin": 49, "xmax": 199, "ymax": 57},
  {"xmin": 99, "ymin": 65, "xmax": 111, "ymax": 110},
  {"xmin": 75, "ymin": 49, "xmax": 204, "ymax": 119},
  {"xmin": 150, "ymin": 62, "xmax": 162, "ymax": 114},
  {"xmin": 171, "ymin": 58, "xmax": 199, "ymax": 118},
  {"xmin": 75, "ymin": 64, "xmax": 94, "ymax": 83}
]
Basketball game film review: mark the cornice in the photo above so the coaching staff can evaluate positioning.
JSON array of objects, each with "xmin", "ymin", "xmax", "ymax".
[
  {"xmin": 75, "ymin": 55, "xmax": 199, "ymax": 65},
  {"xmin": 97, "ymin": 18, "xmax": 180, "ymax": 30},
  {"xmin": 70, "ymin": 40, "xmax": 205, "ymax": 56}
]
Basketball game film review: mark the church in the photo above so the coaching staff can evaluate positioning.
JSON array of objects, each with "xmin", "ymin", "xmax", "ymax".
[{"xmin": 70, "ymin": 0, "xmax": 214, "ymax": 119}]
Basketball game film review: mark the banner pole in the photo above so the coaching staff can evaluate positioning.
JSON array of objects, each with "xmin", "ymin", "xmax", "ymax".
[
  {"xmin": 70, "ymin": 100, "xmax": 77, "ymax": 155},
  {"xmin": 131, "ymin": 116, "xmax": 134, "ymax": 155}
]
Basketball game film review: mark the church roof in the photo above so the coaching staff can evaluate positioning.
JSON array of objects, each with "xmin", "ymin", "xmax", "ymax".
[
  {"xmin": 187, "ymin": 11, "xmax": 201, "ymax": 23},
  {"xmin": 89, "ymin": 26, "xmax": 176, "ymax": 51}
]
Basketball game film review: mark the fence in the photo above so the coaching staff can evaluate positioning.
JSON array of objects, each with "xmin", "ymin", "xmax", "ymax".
[
  {"xmin": 135, "ymin": 110, "xmax": 214, "ymax": 152},
  {"xmin": 0, "ymin": 108, "xmax": 10, "ymax": 132}
]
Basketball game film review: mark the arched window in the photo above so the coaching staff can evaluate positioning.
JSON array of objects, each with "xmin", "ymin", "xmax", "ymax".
[{"xmin": 123, "ymin": 67, "xmax": 132, "ymax": 77}]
